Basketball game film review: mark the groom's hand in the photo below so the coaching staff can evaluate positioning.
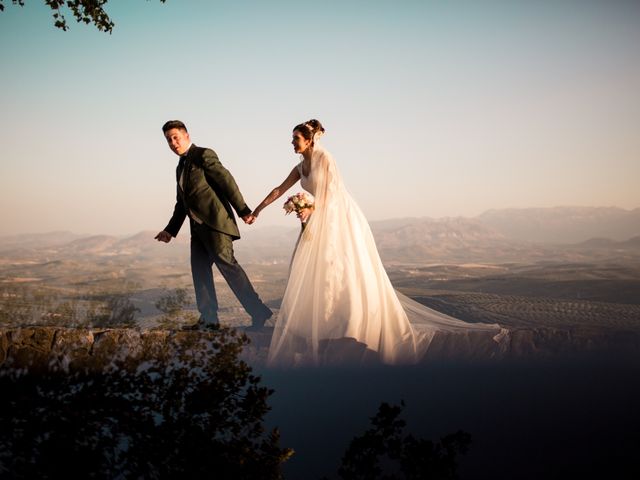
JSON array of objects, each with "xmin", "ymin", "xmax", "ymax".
[
  {"xmin": 155, "ymin": 230, "xmax": 172, "ymax": 243},
  {"xmin": 242, "ymin": 214, "xmax": 256, "ymax": 225}
]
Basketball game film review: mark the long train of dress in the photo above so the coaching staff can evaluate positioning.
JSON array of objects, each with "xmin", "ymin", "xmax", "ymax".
[{"xmin": 267, "ymin": 144, "xmax": 508, "ymax": 367}]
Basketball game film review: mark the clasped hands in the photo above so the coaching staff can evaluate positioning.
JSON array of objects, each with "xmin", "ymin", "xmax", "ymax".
[{"xmin": 242, "ymin": 213, "xmax": 257, "ymax": 225}]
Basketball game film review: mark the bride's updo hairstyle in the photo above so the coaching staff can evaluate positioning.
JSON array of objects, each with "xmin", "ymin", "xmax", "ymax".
[{"xmin": 294, "ymin": 119, "xmax": 325, "ymax": 145}]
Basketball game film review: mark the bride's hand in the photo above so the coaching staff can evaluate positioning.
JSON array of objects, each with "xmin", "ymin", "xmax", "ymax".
[{"xmin": 297, "ymin": 207, "xmax": 313, "ymax": 223}]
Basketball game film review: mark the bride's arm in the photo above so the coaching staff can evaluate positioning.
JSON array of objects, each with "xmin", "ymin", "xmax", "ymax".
[{"xmin": 250, "ymin": 166, "xmax": 300, "ymax": 219}]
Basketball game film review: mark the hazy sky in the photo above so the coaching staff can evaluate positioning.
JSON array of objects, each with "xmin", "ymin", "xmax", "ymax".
[{"xmin": 1, "ymin": 0, "xmax": 639, "ymax": 236}]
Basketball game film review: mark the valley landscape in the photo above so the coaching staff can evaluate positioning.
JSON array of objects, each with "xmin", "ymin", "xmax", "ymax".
[
  {"xmin": 2, "ymin": 206, "xmax": 639, "ymax": 353},
  {"xmin": 2, "ymin": 206, "xmax": 640, "ymax": 479}
]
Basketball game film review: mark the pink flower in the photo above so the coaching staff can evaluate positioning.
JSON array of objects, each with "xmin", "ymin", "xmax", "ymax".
[{"xmin": 283, "ymin": 192, "xmax": 315, "ymax": 215}]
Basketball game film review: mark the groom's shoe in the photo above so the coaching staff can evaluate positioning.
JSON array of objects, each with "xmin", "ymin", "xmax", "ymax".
[
  {"xmin": 182, "ymin": 316, "xmax": 220, "ymax": 332},
  {"xmin": 247, "ymin": 309, "xmax": 273, "ymax": 331}
]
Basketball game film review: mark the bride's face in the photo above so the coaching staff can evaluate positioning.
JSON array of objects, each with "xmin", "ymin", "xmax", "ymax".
[{"xmin": 292, "ymin": 130, "xmax": 312, "ymax": 154}]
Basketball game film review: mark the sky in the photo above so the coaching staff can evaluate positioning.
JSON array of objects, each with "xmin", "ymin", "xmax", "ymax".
[{"xmin": 1, "ymin": 0, "xmax": 639, "ymax": 236}]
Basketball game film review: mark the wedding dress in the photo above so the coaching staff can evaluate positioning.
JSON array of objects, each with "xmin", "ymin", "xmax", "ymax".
[{"xmin": 267, "ymin": 143, "xmax": 508, "ymax": 367}]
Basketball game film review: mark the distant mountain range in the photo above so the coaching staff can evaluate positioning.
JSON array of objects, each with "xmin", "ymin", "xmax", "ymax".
[
  {"xmin": 0, "ymin": 231, "xmax": 189, "ymax": 261},
  {"xmin": 477, "ymin": 206, "xmax": 640, "ymax": 243},
  {"xmin": 369, "ymin": 217, "xmax": 522, "ymax": 263},
  {"xmin": 0, "ymin": 231, "xmax": 87, "ymax": 251},
  {"xmin": 1, "ymin": 207, "xmax": 639, "ymax": 264}
]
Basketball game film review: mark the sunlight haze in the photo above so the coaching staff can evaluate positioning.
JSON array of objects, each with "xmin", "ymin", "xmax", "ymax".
[{"xmin": 1, "ymin": 0, "xmax": 639, "ymax": 235}]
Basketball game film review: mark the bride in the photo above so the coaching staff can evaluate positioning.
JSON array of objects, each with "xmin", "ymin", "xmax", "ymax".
[{"xmin": 248, "ymin": 119, "xmax": 508, "ymax": 366}]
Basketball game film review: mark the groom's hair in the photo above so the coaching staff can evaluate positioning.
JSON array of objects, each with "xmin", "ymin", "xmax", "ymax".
[{"xmin": 162, "ymin": 120, "xmax": 188, "ymax": 133}]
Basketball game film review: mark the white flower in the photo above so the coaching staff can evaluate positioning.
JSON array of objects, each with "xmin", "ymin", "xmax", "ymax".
[{"xmin": 283, "ymin": 192, "xmax": 315, "ymax": 216}]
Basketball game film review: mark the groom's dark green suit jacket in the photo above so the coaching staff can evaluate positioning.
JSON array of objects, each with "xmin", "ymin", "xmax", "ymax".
[{"xmin": 164, "ymin": 144, "xmax": 251, "ymax": 240}]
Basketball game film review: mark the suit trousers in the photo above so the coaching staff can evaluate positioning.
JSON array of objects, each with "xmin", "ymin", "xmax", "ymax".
[{"xmin": 189, "ymin": 220, "xmax": 271, "ymax": 323}]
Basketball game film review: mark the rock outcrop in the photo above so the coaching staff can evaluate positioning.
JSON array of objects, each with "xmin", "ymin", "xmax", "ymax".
[
  {"xmin": 1, "ymin": 325, "xmax": 638, "ymax": 373},
  {"xmin": 0, "ymin": 327, "xmax": 273, "ymax": 373}
]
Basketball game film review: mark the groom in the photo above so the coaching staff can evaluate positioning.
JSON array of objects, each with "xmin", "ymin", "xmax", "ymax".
[{"xmin": 155, "ymin": 120, "xmax": 272, "ymax": 331}]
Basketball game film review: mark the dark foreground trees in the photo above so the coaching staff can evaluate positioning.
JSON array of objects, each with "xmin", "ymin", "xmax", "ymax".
[
  {"xmin": 0, "ymin": 319, "xmax": 472, "ymax": 479},
  {"xmin": 0, "ymin": 327, "xmax": 292, "ymax": 479},
  {"xmin": 336, "ymin": 402, "xmax": 471, "ymax": 480},
  {"xmin": 0, "ymin": 0, "xmax": 166, "ymax": 33}
]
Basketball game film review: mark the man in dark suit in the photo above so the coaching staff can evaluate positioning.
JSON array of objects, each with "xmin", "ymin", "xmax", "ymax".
[{"xmin": 155, "ymin": 120, "xmax": 272, "ymax": 330}]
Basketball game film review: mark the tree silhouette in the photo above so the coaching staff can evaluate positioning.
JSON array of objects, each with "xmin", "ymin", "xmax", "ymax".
[
  {"xmin": 0, "ymin": 326, "xmax": 293, "ymax": 479},
  {"xmin": 336, "ymin": 402, "xmax": 471, "ymax": 480},
  {"xmin": 0, "ymin": 0, "xmax": 166, "ymax": 33}
]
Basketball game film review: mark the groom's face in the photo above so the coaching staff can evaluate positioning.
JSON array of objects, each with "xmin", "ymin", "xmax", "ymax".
[{"xmin": 164, "ymin": 128, "xmax": 191, "ymax": 156}]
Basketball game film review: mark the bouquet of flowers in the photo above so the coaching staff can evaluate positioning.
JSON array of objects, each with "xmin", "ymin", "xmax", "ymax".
[{"xmin": 283, "ymin": 192, "xmax": 315, "ymax": 216}]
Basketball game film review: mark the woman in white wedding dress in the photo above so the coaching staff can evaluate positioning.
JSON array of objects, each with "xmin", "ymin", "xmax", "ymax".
[{"xmin": 248, "ymin": 120, "xmax": 508, "ymax": 366}]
